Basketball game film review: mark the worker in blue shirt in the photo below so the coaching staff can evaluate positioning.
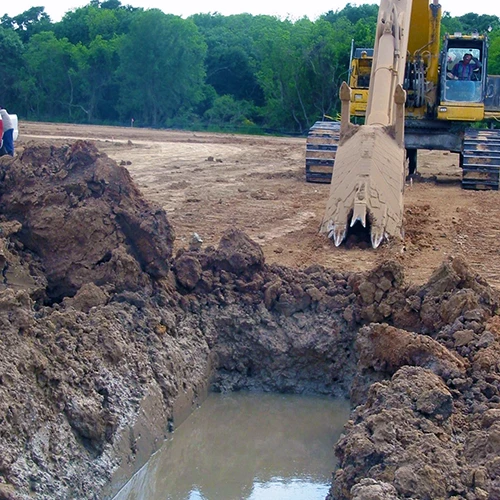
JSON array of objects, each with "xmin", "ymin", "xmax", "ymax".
[{"xmin": 449, "ymin": 53, "xmax": 482, "ymax": 81}]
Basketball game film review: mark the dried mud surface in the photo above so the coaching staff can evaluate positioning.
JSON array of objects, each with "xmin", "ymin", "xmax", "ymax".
[
  {"xmin": 0, "ymin": 126, "xmax": 499, "ymax": 500},
  {"xmin": 20, "ymin": 121, "xmax": 500, "ymax": 288}
]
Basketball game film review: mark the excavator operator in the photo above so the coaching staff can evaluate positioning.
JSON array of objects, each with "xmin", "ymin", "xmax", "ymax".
[{"xmin": 448, "ymin": 53, "xmax": 482, "ymax": 81}]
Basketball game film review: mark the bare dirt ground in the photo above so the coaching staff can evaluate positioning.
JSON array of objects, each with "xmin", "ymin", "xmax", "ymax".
[{"xmin": 19, "ymin": 121, "xmax": 500, "ymax": 288}]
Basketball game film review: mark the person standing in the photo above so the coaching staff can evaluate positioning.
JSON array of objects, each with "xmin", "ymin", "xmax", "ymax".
[{"xmin": 0, "ymin": 106, "xmax": 14, "ymax": 156}]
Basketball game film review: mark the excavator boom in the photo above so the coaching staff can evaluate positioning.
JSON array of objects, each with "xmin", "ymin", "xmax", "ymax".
[{"xmin": 321, "ymin": 0, "xmax": 439, "ymax": 248}]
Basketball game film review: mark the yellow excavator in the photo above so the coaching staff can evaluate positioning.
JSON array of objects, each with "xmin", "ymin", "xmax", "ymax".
[{"xmin": 306, "ymin": 0, "xmax": 500, "ymax": 247}]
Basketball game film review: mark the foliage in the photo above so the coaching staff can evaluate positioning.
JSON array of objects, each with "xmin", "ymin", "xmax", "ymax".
[
  {"xmin": 204, "ymin": 95, "xmax": 256, "ymax": 127},
  {"xmin": 0, "ymin": 7, "xmax": 52, "ymax": 43},
  {"xmin": 457, "ymin": 13, "xmax": 500, "ymax": 34},
  {"xmin": 192, "ymin": 14, "xmax": 265, "ymax": 106},
  {"xmin": 116, "ymin": 10, "xmax": 207, "ymax": 126},
  {"xmin": 0, "ymin": 2, "xmax": 497, "ymax": 132},
  {"xmin": 77, "ymin": 35, "xmax": 121, "ymax": 121},
  {"xmin": 489, "ymin": 29, "xmax": 500, "ymax": 75},
  {"xmin": 322, "ymin": 3, "xmax": 378, "ymax": 26},
  {"xmin": 0, "ymin": 27, "xmax": 24, "ymax": 106},
  {"xmin": 441, "ymin": 12, "xmax": 464, "ymax": 35},
  {"xmin": 21, "ymin": 32, "xmax": 83, "ymax": 119},
  {"xmin": 54, "ymin": 4, "xmax": 132, "ymax": 45}
]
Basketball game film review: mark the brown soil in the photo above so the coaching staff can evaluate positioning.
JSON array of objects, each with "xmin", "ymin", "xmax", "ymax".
[
  {"xmin": 20, "ymin": 121, "xmax": 500, "ymax": 288},
  {"xmin": 1, "ymin": 124, "xmax": 499, "ymax": 500}
]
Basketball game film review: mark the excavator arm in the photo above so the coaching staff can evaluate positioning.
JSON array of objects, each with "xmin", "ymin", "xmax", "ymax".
[{"xmin": 320, "ymin": 0, "xmax": 419, "ymax": 248}]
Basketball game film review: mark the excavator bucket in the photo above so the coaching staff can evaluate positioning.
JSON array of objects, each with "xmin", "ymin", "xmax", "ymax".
[
  {"xmin": 320, "ymin": 0, "xmax": 413, "ymax": 248},
  {"xmin": 320, "ymin": 125, "xmax": 405, "ymax": 248}
]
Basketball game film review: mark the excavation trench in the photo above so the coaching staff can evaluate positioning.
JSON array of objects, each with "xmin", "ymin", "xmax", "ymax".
[
  {"xmin": 104, "ymin": 282, "xmax": 361, "ymax": 499},
  {"xmin": 112, "ymin": 392, "xmax": 351, "ymax": 500},
  {"xmin": 1, "ymin": 143, "xmax": 500, "ymax": 500}
]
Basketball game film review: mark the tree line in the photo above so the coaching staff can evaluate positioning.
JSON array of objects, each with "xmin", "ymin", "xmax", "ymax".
[{"xmin": 1, "ymin": 1, "xmax": 499, "ymax": 134}]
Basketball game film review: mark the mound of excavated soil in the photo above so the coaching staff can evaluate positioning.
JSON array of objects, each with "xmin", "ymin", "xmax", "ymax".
[
  {"xmin": 0, "ymin": 143, "xmax": 500, "ymax": 500},
  {"xmin": 0, "ymin": 141, "xmax": 174, "ymax": 301}
]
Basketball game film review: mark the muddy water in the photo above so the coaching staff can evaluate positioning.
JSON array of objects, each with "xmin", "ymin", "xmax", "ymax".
[{"xmin": 114, "ymin": 392, "xmax": 351, "ymax": 500}]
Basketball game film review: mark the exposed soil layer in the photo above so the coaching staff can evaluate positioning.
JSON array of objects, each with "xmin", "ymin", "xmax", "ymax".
[
  {"xmin": 19, "ymin": 121, "xmax": 500, "ymax": 289},
  {"xmin": 0, "ymin": 139, "xmax": 499, "ymax": 500}
]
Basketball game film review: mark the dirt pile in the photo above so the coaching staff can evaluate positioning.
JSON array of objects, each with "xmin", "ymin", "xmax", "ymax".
[
  {"xmin": 0, "ymin": 142, "xmax": 500, "ymax": 500},
  {"xmin": 331, "ymin": 259, "xmax": 500, "ymax": 500},
  {"xmin": 0, "ymin": 141, "xmax": 174, "ymax": 301},
  {"xmin": 0, "ymin": 143, "xmax": 203, "ymax": 499}
]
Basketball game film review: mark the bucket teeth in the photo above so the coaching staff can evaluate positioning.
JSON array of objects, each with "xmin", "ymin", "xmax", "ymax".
[
  {"xmin": 328, "ymin": 224, "xmax": 347, "ymax": 247},
  {"xmin": 350, "ymin": 202, "xmax": 367, "ymax": 227},
  {"xmin": 370, "ymin": 227, "xmax": 385, "ymax": 249}
]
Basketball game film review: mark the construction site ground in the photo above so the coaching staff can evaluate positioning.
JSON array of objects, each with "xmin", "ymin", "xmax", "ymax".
[{"xmin": 20, "ymin": 121, "xmax": 500, "ymax": 289}]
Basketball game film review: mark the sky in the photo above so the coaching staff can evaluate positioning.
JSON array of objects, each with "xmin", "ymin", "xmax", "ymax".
[{"xmin": 1, "ymin": 0, "xmax": 499, "ymax": 23}]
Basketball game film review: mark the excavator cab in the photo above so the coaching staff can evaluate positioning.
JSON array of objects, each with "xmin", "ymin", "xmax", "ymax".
[
  {"xmin": 438, "ymin": 35, "xmax": 488, "ymax": 120},
  {"xmin": 350, "ymin": 48, "xmax": 373, "ymax": 88},
  {"xmin": 349, "ymin": 48, "xmax": 374, "ymax": 118}
]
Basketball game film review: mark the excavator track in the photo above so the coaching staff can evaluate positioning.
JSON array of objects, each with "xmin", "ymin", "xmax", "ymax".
[
  {"xmin": 462, "ymin": 128, "xmax": 500, "ymax": 190},
  {"xmin": 305, "ymin": 121, "xmax": 340, "ymax": 183}
]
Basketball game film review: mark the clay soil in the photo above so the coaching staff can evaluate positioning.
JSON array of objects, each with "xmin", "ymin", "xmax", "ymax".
[
  {"xmin": 3, "ymin": 124, "xmax": 500, "ymax": 500},
  {"xmin": 20, "ymin": 121, "xmax": 500, "ymax": 288}
]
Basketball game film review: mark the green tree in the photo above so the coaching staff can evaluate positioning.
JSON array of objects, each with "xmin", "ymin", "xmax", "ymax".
[
  {"xmin": 0, "ymin": 7, "xmax": 52, "ymax": 43},
  {"xmin": 100, "ymin": 0, "xmax": 122, "ymax": 9},
  {"xmin": 204, "ymin": 95, "xmax": 256, "ymax": 129},
  {"xmin": 54, "ymin": 7, "xmax": 95, "ymax": 45},
  {"xmin": 488, "ymin": 29, "xmax": 500, "ymax": 75},
  {"xmin": 22, "ymin": 32, "xmax": 82, "ymax": 118},
  {"xmin": 117, "ymin": 10, "xmax": 207, "ymax": 126},
  {"xmin": 54, "ymin": 3, "xmax": 132, "ymax": 45},
  {"xmin": 76, "ymin": 35, "xmax": 121, "ymax": 121},
  {"xmin": 457, "ymin": 13, "xmax": 499, "ymax": 34},
  {"xmin": 87, "ymin": 8, "xmax": 122, "ymax": 40},
  {"xmin": 441, "ymin": 12, "xmax": 464, "ymax": 35},
  {"xmin": 353, "ymin": 18, "xmax": 376, "ymax": 48},
  {"xmin": 192, "ymin": 14, "xmax": 265, "ymax": 105},
  {"xmin": 321, "ymin": 3, "xmax": 378, "ymax": 26},
  {"xmin": 252, "ymin": 18, "xmax": 295, "ymax": 130},
  {"xmin": 254, "ymin": 16, "xmax": 352, "ymax": 132},
  {"xmin": 0, "ymin": 27, "xmax": 24, "ymax": 107}
]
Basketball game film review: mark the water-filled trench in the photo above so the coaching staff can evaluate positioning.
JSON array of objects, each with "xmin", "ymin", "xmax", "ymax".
[
  {"xmin": 3, "ymin": 139, "xmax": 497, "ymax": 500},
  {"xmin": 114, "ymin": 392, "xmax": 351, "ymax": 500}
]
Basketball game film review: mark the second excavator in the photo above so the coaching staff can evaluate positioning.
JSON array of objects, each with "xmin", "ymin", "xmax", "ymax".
[{"xmin": 316, "ymin": 0, "xmax": 500, "ymax": 248}]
